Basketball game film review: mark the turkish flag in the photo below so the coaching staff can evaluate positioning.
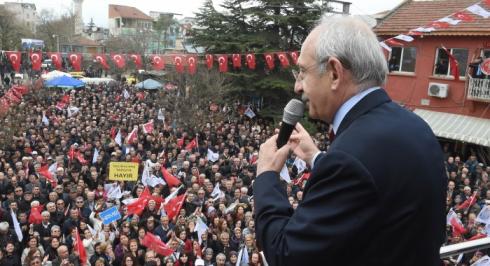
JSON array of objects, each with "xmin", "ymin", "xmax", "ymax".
[
  {"xmin": 129, "ymin": 54, "xmax": 142, "ymax": 68},
  {"xmin": 150, "ymin": 54, "xmax": 165, "ymax": 70},
  {"xmin": 276, "ymin": 52, "xmax": 290, "ymax": 68},
  {"xmin": 30, "ymin": 51, "xmax": 42, "ymax": 71},
  {"xmin": 293, "ymin": 172, "xmax": 311, "ymax": 186},
  {"xmin": 111, "ymin": 53, "xmax": 126, "ymax": 69},
  {"xmin": 55, "ymin": 101, "xmax": 66, "ymax": 110},
  {"xmin": 246, "ymin": 53, "xmax": 256, "ymax": 70},
  {"xmin": 94, "ymin": 54, "xmax": 110, "ymax": 70},
  {"xmin": 161, "ymin": 167, "xmax": 181, "ymax": 188},
  {"xmin": 232, "ymin": 54, "xmax": 241, "ymax": 68},
  {"xmin": 38, "ymin": 164, "xmax": 57, "ymax": 187},
  {"xmin": 61, "ymin": 95, "xmax": 70, "ymax": 104},
  {"xmin": 450, "ymin": 217, "xmax": 466, "ymax": 237},
  {"xmin": 442, "ymin": 46, "xmax": 460, "ymax": 81},
  {"xmin": 142, "ymin": 120, "xmax": 154, "ymax": 134},
  {"xmin": 68, "ymin": 53, "xmax": 82, "ymax": 71},
  {"xmin": 28, "ymin": 205, "xmax": 43, "ymax": 224},
  {"xmin": 453, "ymin": 11, "xmax": 474, "ymax": 22},
  {"xmin": 385, "ymin": 39, "xmax": 404, "ymax": 46},
  {"xmin": 174, "ymin": 55, "xmax": 185, "ymax": 73},
  {"xmin": 177, "ymin": 137, "xmax": 184, "ymax": 148},
  {"xmin": 290, "ymin": 51, "xmax": 299, "ymax": 65},
  {"xmin": 76, "ymin": 153, "xmax": 89, "ymax": 165},
  {"xmin": 187, "ymin": 55, "xmax": 197, "ymax": 75},
  {"xmin": 427, "ymin": 21, "xmax": 449, "ymax": 29},
  {"xmin": 6, "ymin": 51, "xmax": 21, "ymax": 72},
  {"xmin": 47, "ymin": 52, "xmax": 62, "ymax": 70},
  {"xmin": 127, "ymin": 187, "xmax": 151, "ymax": 216},
  {"xmin": 205, "ymin": 54, "xmax": 214, "ymax": 69},
  {"xmin": 185, "ymin": 137, "xmax": 197, "ymax": 151},
  {"xmin": 4, "ymin": 90, "xmax": 21, "ymax": 105},
  {"xmin": 74, "ymin": 228, "xmax": 88, "ymax": 265},
  {"xmin": 142, "ymin": 232, "xmax": 174, "ymax": 256},
  {"xmin": 469, "ymin": 233, "xmax": 487, "ymax": 240},
  {"xmin": 126, "ymin": 127, "xmax": 138, "ymax": 144},
  {"xmin": 264, "ymin": 53, "xmax": 275, "ymax": 70},
  {"xmin": 456, "ymin": 191, "xmax": 477, "ymax": 210},
  {"xmin": 68, "ymin": 146, "xmax": 76, "ymax": 161},
  {"xmin": 164, "ymin": 193, "xmax": 186, "ymax": 221},
  {"xmin": 218, "ymin": 55, "xmax": 228, "ymax": 72}
]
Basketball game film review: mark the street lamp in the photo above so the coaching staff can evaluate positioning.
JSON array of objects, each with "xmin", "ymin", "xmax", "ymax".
[{"xmin": 52, "ymin": 34, "xmax": 60, "ymax": 52}]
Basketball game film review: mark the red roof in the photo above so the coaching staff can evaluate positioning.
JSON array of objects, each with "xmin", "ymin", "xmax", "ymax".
[
  {"xmin": 109, "ymin": 4, "xmax": 153, "ymax": 21},
  {"xmin": 374, "ymin": 0, "xmax": 490, "ymax": 36}
]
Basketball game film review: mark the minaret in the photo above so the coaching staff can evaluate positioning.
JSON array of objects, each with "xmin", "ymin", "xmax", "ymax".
[{"xmin": 73, "ymin": 0, "xmax": 84, "ymax": 35}]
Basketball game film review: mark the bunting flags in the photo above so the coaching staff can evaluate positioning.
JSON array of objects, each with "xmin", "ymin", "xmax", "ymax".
[
  {"xmin": 246, "ymin": 53, "xmax": 256, "ymax": 70},
  {"xmin": 290, "ymin": 51, "xmax": 299, "ymax": 65},
  {"xmin": 232, "ymin": 54, "xmax": 242, "ymax": 68},
  {"xmin": 129, "ymin": 53, "xmax": 142, "ymax": 68},
  {"xmin": 277, "ymin": 52, "xmax": 290, "ymax": 68},
  {"xmin": 111, "ymin": 53, "xmax": 126, "ymax": 69},
  {"xmin": 205, "ymin": 54, "xmax": 214, "ymax": 69},
  {"xmin": 467, "ymin": 4, "xmax": 490, "ymax": 18},
  {"xmin": 6, "ymin": 51, "xmax": 21, "ymax": 72},
  {"xmin": 218, "ymin": 54, "xmax": 228, "ymax": 72},
  {"xmin": 68, "ymin": 53, "xmax": 82, "ymax": 71},
  {"xmin": 187, "ymin": 55, "xmax": 198, "ymax": 75},
  {"xmin": 150, "ymin": 55, "xmax": 165, "ymax": 70},
  {"xmin": 264, "ymin": 53, "xmax": 275, "ymax": 70},
  {"xmin": 394, "ymin": 34, "xmax": 414, "ymax": 42},
  {"xmin": 95, "ymin": 54, "xmax": 110, "ymax": 70},
  {"xmin": 453, "ymin": 11, "xmax": 474, "ymax": 22},
  {"xmin": 174, "ymin": 55, "xmax": 185, "ymax": 73},
  {"xmin": 30, "ymin": 51, "xmax": 42, "ymax": 71},
  {"xmin": 47, "ymin": 52, "xmax": 62, "ymax": 70}
]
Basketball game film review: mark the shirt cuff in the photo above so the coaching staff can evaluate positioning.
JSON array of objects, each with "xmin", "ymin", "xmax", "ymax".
[{"xmin": 310, "ymin": 151, "xmax": 323, "ymax": 169}]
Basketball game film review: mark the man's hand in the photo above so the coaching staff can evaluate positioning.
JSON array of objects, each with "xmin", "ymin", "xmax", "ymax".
[
  {"xmin": 289, "ymin": 123, "xmax": 320, "ymax": 165},
  {"xmin": 257, "ymin": 135, "xmax": 291, "ymax": 176}
]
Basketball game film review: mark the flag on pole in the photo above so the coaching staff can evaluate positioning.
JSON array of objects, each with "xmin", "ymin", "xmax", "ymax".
[
  {"xmin": 126, "ymin": 127, "xmax": 138, "ymax": 144},
  {"xmin": 142, "ymin": 120, "xmax": 154, "ymax": 134},
  {"xmin": 236, "ymin": 246, "xmax": 249, "ymax": 266},
  {"xmin": 394, "ymin": 34, "xmax": 414, "ymax": 42},
  {"xmin": 164, "ymin": 193, "xmax": 186, "ymax": 221},
  {"xmin": 437, "ymin": 17, "xmax": 461, "ymax": 25},
  {"xmin": 164, "ymin": 185, "xmax": 183, "ymax": 205},
  {"xmin": 441, "ymin": 46, "xmax": 460, "ymax": 81},
  {"xmin": 244, "ymin": 106, "xmax": 256, "ymax": 119},
  {"xmin": 141, "ymin": 232, "xmax": 174, "ymax": 256},
  {"xmin": 74, "ymin": 228, "xmax": 88, "ymax": 265},
  {"xmin": 123, "ymin": 89, "xmax": 130, "ymax": 99},
  {"xmin": 115, "ymin": 129, "xmax": 122, "ymax": 146},
  {"xmin": 161, "ymin": 167, "xmax": 182, "ymax": 188},
  {"xmin": 194, "ymin": 217, "xmax": 209, "ymax": 245},
  {"xmin": 158, "ymin": 108, "xmax": 165, "ymax": 121},
  {"xmin": 211, "ymin": 183, "xmax": 225, "ymax": 200},
  {"xmin": 11, "ymin": 209, "xmax": 22, "ymax": 242},
  {"xmin": 42, "ymin": 114, "xmax": 49, "ymax": 126},
  {"xmin": 207, "ymin": 149, "xmax": 219, "ymax": 162},
  {"xmin": 477, "ymin": 205, "xmax": 490, "ymax": 224},
  {"xmin": 92, "ymin": 148, "xmax": 99, "ymax": 164}
]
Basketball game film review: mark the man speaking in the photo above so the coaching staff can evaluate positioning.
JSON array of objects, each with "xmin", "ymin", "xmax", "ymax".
[{"xmin": 253, "ymin": 16, "xmax": 447, "ymax": 266}]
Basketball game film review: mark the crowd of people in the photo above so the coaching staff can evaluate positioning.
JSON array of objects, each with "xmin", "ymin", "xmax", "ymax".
[
  {"xmin": 0, "ymin": 80, "xmax": 329, "ymax": 266},
  {"xmin": 0, "ymin": 77, "xmax": 487, "ymax": 266}
]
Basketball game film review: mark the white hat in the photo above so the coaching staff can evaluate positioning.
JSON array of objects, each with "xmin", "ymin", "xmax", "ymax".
[{"xmin": 195, "ymin": 259, "xmax": 205, "ymax": 266}]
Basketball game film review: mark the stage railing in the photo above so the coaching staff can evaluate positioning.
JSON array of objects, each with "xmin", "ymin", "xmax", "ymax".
[{"xmin": 440, "ymin": 238, "xmax": 490, "ymax": 259}]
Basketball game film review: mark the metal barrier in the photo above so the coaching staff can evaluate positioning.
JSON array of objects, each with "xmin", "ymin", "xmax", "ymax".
[{"xmin": 440, "ymin": 238, "xmax": 490, "ymax": 259}]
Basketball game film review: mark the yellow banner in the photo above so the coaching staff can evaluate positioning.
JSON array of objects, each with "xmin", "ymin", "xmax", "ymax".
[{"xmin": 108, "ymin": 162, "xmax": 139, "ymax": 181}]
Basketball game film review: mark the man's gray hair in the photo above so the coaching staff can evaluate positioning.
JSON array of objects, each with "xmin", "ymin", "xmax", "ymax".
[{"xmin": 315, "ymin": 15, "xmax": 388, "ymax": 91}]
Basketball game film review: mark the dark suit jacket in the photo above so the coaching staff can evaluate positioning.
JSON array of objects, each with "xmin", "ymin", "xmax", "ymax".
[{"xmin": 254, "ymin": 89, "xmax": 447, "ymax": 266}]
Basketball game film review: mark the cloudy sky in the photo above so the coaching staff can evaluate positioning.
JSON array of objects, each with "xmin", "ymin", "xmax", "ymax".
[{"xmin": 1, "ymin": 0, "xmax": 404, "ymax": 27}]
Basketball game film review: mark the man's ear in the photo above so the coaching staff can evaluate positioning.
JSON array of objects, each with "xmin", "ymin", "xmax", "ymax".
[{"xmin": 327, "ymin": 58, "xmax": 344, "ymax": 91}]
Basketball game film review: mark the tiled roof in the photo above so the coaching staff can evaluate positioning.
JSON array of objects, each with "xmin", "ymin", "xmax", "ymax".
[
  {"xmin": 109, "ymin": 4, "xmax": 153, "ymax": 21},
  {"xmin": 374, "ymin": 0, "xmax": 490, "ymax": 36}
]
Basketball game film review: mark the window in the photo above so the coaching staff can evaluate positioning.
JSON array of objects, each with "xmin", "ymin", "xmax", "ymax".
[
  {"xmin": 433, "ymin": 48, "xmax": 468, "ymax": 77},
  {"xmin": 388, "ymin": 47, "xmax": 417, "ymax": 73}
]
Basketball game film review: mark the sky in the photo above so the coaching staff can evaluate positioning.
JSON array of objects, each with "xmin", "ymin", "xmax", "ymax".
[{"xmin": 1, "ymin": 0, "xmax": 404, "ymax": 27}]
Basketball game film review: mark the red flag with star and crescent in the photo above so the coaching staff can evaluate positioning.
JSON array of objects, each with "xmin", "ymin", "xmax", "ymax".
[
  {"xmin": 74, "ymin": 228, "xmax": 88, "ymax": 265},
  {"xmin": 218, "ymin": 55, "xmax": 228, "ymax": 72},
  {"xmin": 30, "ymin": 51, "xmax": 42, "ymax": 71},
  {"xmin": 126, "ymin": 187, "xmax": 152, "ymax": 216},
  {"xmin": 94, "ymin": 54, "xmax": 110, "ymax": 70},
  {"xmin": 47, "ymin": 52, "xmax": 62, "ymax": 70},
  {"xmin": 6, "ymin": 51, "xmax": 21, "ymax": 72},
  {"xmin": 68, "ymin": 53, "xmax": 82, "ymax": 71},
  {"xmin": 232, "ymin": 54, "xmax": 241, "ymax": 68},
  {"xmin": 264, "ymin": 53, "xmax": 275, "ymax": 70},
  {"xmin": 246, "ymin": 53, "xmax": 256, "ymax": 70},
  {"xmin": 186, "ymin": 55, "xmax": 197, "ymax": 75},
  {"xmin": 276, "ymin": 52, "xmax": 290, "ymax": 68},
  {"xmin": 142, "ymin": 232, "xmax": 174, "ymax": 256},
  {"xmin": 164, "ymin": 193, "xmax": 186, "ymax": 221},
  {"xmin": 161, "ymin": 167, "xmax": 181, "ymax": 188},
  {"xmin": 129, "ymin": 54, "xmax": 142, "ymax": 68},
  {"xmin": 174, "ymin": 55, "xmax": 185, "ymax": 73},
  {"xmin": 111, "ymin": 53, "xmax": 126, "ymax": 69},
  {"xmin": 290, "ymin": 51, "xmax": 299, "ymax": 65},
  {"xmin": 205, "ymin": 54, "xmax": 214, "ymax": 69},
  {"xmin": 38, "ymin": 164, "xmax": 57, "ymax": 187},
  {"xmin": 150, "ymin": 55, "xmax": 165, "ymax": 70}
]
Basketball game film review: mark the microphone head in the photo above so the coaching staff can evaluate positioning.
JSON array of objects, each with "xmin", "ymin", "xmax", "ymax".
[{"xmin": 282, "ymin": 99, "xmax": 305, "ymax": 125}]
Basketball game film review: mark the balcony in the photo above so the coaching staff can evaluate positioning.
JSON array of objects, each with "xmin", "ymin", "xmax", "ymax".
[{"xmin": 468, "ymin": 77, "xmax": 490, "ymax": 102}]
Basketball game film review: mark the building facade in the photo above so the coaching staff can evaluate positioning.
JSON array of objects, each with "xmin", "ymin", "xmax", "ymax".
[
  {"xmin": 108, "ymin": 4, "xmax": 153, "ymax": 37},
  {"xmin": 3, "ymin": 2, "xmax": 38, "ymax": 33}
]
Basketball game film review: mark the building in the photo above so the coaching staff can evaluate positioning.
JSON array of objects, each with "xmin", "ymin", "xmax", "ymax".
[
  {"xmin": 60, "ymin": 36, "xmax": 104, "ymax": 54},
  {"xmin": 374, "ymin": 0, "xmax": 490, "ymax": 161},
  {"xmin": 149, "ymin": 11, "xmax": 185, "ymax": 53},
  {"xmin": 3, "ymin": 2, "xmax": 38, "ymax": 33},
  {"xmin": 108, "ymin": 4, "xmax": 153, "ymax": 37}
]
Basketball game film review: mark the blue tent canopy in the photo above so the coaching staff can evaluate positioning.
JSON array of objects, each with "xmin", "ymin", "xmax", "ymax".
[
  {"xmin": 135, "ymin": 79, "xmax": 163, "ymax": 90},
  {"xmin": 45, "ymin": 75, "xmax": 85, "ymax": 89}
]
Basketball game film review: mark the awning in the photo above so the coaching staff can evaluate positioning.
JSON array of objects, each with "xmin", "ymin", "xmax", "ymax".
[{"xmin": 414, "ymin": 109, "xmax": 490, "ymax": 147}]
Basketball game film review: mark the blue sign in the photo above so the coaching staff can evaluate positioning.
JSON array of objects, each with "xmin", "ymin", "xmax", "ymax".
[{"xmin": 99, "ymin": 206, "xmax": 121, "ymax": 225}]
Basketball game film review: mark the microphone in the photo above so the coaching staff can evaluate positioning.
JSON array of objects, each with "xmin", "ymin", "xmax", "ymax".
[{"xmin": 276, "ymin": 99, "xmax": 304, "ymax": 148}]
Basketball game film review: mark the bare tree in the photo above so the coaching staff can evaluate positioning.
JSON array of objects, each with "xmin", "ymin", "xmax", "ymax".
[{"xmin": 36, "ymin": 10, "xmax": 77, "ymax": 51}]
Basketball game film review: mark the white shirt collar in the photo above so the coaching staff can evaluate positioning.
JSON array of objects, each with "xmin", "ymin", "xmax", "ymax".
[{"xmin": 331, "ymin": 87, "xmax": 380, "ymax": 134}]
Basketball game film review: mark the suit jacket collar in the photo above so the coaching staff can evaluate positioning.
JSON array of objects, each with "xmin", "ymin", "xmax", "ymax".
[{"xmin": 336, "ymin": 89, "xmax": 391, "ymax": 137}]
